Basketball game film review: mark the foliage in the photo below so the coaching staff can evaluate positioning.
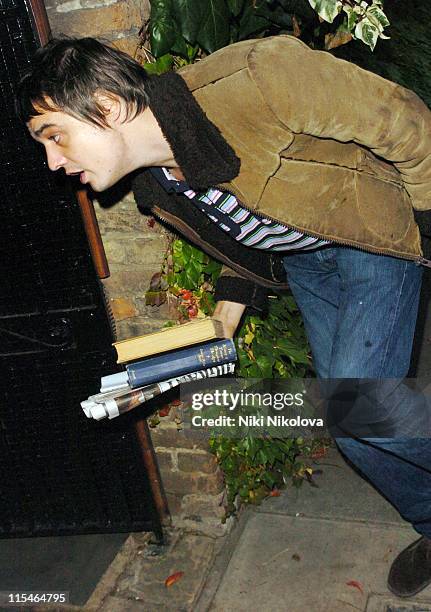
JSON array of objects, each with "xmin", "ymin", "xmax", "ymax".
[
  {"xmin": 144, "ymin": 0, "xmax": 389, "ymax": 62},
  {"xmin": 146, "ymin": 237, "xmax": 221, "ymax": 320},
  {"xmin": 210, "ymin": 435, "xmax": 325, "ymax": 519},
  {"xmin": 236, "ymin": 296, "xmax": 311, "ymax": 379},
  {"xmin": 309, "ymin": 0, "xmax": 389, "ymax": 49}
]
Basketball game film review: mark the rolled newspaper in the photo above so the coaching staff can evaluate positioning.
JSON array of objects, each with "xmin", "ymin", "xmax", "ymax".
[{"xmin": 81, "ymin": 362, "xmax": 236, "ymax": 420}]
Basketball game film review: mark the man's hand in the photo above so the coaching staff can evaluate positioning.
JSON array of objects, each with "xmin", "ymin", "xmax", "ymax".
[{"xmin": 213, "ymin": 301, "xmax": 246, "ymax": 338}]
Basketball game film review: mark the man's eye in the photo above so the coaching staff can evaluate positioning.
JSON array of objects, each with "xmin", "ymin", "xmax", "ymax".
[{"xmin": 49, "ymin": 135, "xmax": 60, "ymax": 143}]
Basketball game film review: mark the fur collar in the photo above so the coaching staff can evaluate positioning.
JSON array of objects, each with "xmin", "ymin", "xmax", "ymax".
[{"xmin": 145, "ymin": 71, "xmax": 240, "ymax": 191}]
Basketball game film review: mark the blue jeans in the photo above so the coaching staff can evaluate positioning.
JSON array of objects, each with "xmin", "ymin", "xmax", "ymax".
[{"xmin": 283, "ymin": 247, "xmax": 431, "ymax": 538}]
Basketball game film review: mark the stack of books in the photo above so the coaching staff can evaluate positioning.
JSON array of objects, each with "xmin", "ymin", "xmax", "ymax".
[{"xmin": 81, "ymin": 318, "xmax": 237, "ymax": 420}]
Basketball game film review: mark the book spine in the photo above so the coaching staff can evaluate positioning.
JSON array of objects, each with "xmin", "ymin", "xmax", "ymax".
[{"xmin": 126, "ymin": 339, "xmax": 237, "ymax": 389}]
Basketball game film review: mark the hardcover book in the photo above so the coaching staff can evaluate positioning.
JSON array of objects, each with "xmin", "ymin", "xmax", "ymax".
[
  {"xmin": 126, "ymin": 339, "xmax": 237, "ymax": 389},
  {"xmin": 113, "ymin": 317, "xmax": 227, "ymax": 364}
]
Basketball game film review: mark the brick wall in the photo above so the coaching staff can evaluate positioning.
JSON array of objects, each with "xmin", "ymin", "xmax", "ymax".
[
  {"xmin": 150, "ymin": 418, "xmax": 228, "ymax": 537},
  {"xmin": 45, "ymin": 0, "xmax": 148, "ymax": 56},
  {"xmin": 45, "ymin": 0, "xmax": 228, "ymax": 535},
  {"xmin": 94, "ymin": 195, "xmax": 170, "ymax": 339}
]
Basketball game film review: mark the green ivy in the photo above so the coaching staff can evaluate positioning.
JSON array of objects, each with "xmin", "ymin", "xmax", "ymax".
[
  {"xmin": 145, "ymin": 0, "xmax": 389, "ymax": 59},
  {"xmin": 210, "ymin": 435, "xmax": 320, "ymax": 519},
  {"xmin": 236, "ymin": 296, "xmax": 311, "ymax": 379}
]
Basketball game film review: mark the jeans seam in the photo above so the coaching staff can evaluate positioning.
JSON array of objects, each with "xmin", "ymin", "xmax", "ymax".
[{"xmin": 377, "ymin": 260, "xmax": 408, "ymax": 378}]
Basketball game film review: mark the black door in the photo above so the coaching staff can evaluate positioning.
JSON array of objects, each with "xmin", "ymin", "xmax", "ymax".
[{"xmin": 0, "ymin": 0, "xmax": 162, "ymax": 538}]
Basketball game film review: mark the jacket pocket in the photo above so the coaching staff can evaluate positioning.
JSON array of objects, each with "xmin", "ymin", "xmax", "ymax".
[
  {"xmin": 259, "ymin": 159, "xmax": 420, "ymax": 257},
  {"xmin": 355, "ymin": 172, "xmax": 419, "ymax": 249},
  {"xmin": 281, "ymin": 134, "xmax": 402, "ymax": 186}
]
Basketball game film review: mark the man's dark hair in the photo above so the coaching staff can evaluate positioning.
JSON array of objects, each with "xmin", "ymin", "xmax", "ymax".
[{"xmin": 16, "ymin": 37, "xmax": 150, "ymax": 126}]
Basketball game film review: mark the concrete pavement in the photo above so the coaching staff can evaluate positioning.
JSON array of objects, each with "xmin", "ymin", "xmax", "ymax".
[
  {"xmin": 88, "ymin": 446, "xmax": 431, "ymax": 611},
  {"xmin": 196, "ymin": 447, "xmax": 431, "ymax": 612}
]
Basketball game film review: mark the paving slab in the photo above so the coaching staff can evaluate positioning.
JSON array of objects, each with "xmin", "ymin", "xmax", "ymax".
[
  {"xmin": 257, "ymin": 446, "xmax": 405, "ymax": 525},
  {"xmin": 208, "ymin": 513, "xmax": 418, "ymax": 612},
  {"xmin": 199, "ymin": 447, "xmax": 431, "ymax": 611}
]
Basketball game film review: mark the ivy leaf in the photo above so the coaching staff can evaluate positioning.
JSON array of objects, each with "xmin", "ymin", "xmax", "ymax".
[
  {"xmin": 197, "ymin": 0, "xmax": 232, "ymax": 53},
  {"xmin": 342, "ymin": 6, "xmax": 357, "ymax": 32},
  {"xmin": 189, "ymin": 258, "xmax": 204, "ymax": 277},
  {"xmin": 308, "ymin": 0, "xmax": 342, "ymax": 24},
  {"xmin": 256, "ymin": 354, "xmax": 274, "ymax": 377},
  {"xmin": 171, "ymin": 34, "xmax": 190, "ymax": 57},
  {"xmin": 275, "ymin": 338, "xmax": 309, "ymax": 364},
  {"xmin": 182, "ymin": 242, "xmax": 193, "ymax": 259},
  {"xmin": 257, "ymin": 449, "xmax": 269, "ymax": 464},
  {"xmin": 276, "ymin": 337, "xmax": 304, "ymax": 352},
  {"xmin": 256, "ymin": 2, "xmax": 293, "ymax": 30},
  {"xmin": 366, "ymin": 4, "xmax": 390, "ymax": 30},
  {"xmin": 354, "ymin": 18, "xmax": 379, "ymax": 51},
  {"xmin": 226, "ymin": 0, "xmax": 244, "ymax": 17},
  {"xmin": 191, "ymin": 248, "xmax": 207, "ymax": 263},
  {"xmin": 203, "ymin": 260, "xmax": 222, "ymax": 275},
  {"xmin": 185, "ymin": 266, "xmax": 201, "ymax": 287},
  {"xmin": 244, "ymin": 329, "xmax": 255, "ymax": 345},
  {"xmin": 172, "ymin": 0, "xmax": 205, "ymax": 43},
  {"xmin": 238, "ymin": 2, "xmax": 271, "ymax": 40},
  {"xmin": 245, "ymin": 363, "xmax": 262, "ymax": 377},
  {"xmin": 150, "ymin": 0, "xmax": 179, "ymax": 57},
  {"xmin": 143, "ymin": 54, "xmax": 174, "ymax": 75}
]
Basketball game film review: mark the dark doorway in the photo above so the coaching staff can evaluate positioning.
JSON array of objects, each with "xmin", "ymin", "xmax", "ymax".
[{"xmin": 0, "ymin": 0, "xmax": 162, "ymax": 541}]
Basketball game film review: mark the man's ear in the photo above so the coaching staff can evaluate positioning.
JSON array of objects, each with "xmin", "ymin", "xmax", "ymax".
[{"xmin": 94, "ymin": 92, "xmax": 124, "ymax": 124}]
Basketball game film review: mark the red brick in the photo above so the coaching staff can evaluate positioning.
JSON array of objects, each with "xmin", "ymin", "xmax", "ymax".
[{"xmin": 110, "ymin": 297, "xmax": 138, "ymax": 320}]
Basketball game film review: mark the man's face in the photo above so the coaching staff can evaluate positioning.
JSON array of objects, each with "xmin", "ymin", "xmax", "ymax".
[{"xmin": 27, "ymin": 107, "xmax": 130, "ymax": 192}]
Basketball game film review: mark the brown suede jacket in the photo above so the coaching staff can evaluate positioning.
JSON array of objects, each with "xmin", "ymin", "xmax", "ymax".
[{"xmin": 132, "ymin": 35, "xmax": 431, "ymax": 311}]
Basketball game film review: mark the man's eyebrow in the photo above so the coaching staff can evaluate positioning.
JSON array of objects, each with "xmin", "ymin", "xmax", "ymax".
[{"xmin": 31, "ymin": 123, "xmax": 58, "ymax": 138}]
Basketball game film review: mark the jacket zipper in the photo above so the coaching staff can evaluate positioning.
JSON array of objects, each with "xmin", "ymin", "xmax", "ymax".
[
  {"xmin": 151, "ymin": 205, "xmax": 289, "ymax": 288},
  {"xmin": 216, "ymin": 183, "xmax": 431, "ymax": 268}
]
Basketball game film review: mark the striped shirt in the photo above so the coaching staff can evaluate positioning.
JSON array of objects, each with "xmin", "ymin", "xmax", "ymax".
[{"xmin": 150, "ymin": 167, "xmax": 330, "ymax": 252}]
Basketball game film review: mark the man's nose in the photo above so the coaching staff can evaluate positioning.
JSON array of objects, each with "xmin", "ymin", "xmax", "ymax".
[{"xmin": 46, "ymin": 146, "xmax": 68, "ymax": 172}]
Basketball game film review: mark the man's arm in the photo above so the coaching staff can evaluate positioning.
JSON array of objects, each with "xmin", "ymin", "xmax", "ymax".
[{"xmin": 213, "ymin": 264, "xmax": 269, "ymax": 337}]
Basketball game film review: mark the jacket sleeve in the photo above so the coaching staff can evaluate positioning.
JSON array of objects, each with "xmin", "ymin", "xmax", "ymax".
[
  {"xmin": 248, "ymin": 36, "xmax": 431, "ymax": 212},
  {"xmin": 215, "ymin": 264, "xmax": 269, "ymax": 313}
]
